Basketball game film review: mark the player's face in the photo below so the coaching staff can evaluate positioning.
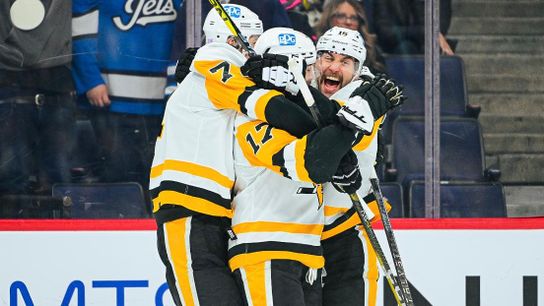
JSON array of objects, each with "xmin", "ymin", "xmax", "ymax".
[{"xmin": 316, "ymin": 52, "xmax": 357, "ymax": 97}]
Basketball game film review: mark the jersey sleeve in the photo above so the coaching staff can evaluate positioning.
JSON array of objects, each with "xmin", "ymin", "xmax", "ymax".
[
  {"xmin": 235, "ymin": 117, "xmax": 356, "ymax": 184},
  {"xmin": 352, "ymin": 115, "xmax": 385, "ymax": 151},
  {"xmin": 72, "ymin": 0, "xmax": 104, "ymax": 94},
  {"xmin": 193, "ymin": 59, "xmax": 317, "ymax": 138}
]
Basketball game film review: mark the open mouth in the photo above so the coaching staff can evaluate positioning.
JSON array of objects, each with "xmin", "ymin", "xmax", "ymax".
[{"xmin": 321, "ymin": 75, "xmax": 342, "ymax": 96}]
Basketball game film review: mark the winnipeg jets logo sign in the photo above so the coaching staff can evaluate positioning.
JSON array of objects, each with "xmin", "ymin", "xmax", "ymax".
[{"xmin": 113, "ymin": 0, "xmax": 177, "ymax": 31}]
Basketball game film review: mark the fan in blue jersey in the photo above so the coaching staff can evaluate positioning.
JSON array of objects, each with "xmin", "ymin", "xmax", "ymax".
[{"xmin": 71, "ymin": 0, "xmax": 184, "ymax": 202}]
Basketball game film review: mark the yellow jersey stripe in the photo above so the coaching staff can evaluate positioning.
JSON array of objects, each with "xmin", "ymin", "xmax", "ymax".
[
  {"xmin": 150, "ymin": 160, "xmax": 234, "ymax": 189},
  {"xmin": 295, "ymin": 136, "xmax": 311, "ymax": 182},
  {"xmin": 153, "ymin": 190, "xmax": 233, "ymax": 218},
  {"xmin": 229, "ymin": 251, "xmax": 324, "ymax": 271},
  {"xmin": 232, "ymin": 221, "xmax": 323, "ymax": 236},
  {"xmin": 353, "ymin": 116, "xmax": 384, "ymax": 151},
  {"xmin": 254, "ymin": 90, "xmax": 282, "ymax": 121},
  {"xmin": 321, "ymin": 212, "xmax": 361, "ymax": 240},
  {"xmin": 324, "ymin": 205, "xmax": 349, "ymax": 217}
]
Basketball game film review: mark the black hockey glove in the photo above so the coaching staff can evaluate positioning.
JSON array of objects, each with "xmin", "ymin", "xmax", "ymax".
[
  {"xmin": 241, "ymin": 53, "xmax": 299, "ymax": 95},
  {"xmin": 331, "ymin": 150, "xmax": 362, "ymax": 194},
  {"xmin": 370, "ymin": 73, "xmax": 406, "ymax": 116},
  {"xmin": 175, "ymin": 47, "xmax": 199, "ymax": 83},
  {"xmin": 342, "ymin": 74, "xmax": 406, "ymax": 122}
]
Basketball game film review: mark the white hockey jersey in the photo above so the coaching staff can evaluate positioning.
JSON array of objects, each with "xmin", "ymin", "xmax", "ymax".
[
  {"xmin": 150, "ymin": 42, "xmax": 281, "ymax": 219},
  {"xmin": 228, "ymin": 114, "xmax": 325, "ymax": 271},
  {"xmin": 321, "ymin": 80, "xmax": 388, "ymax": 240}
]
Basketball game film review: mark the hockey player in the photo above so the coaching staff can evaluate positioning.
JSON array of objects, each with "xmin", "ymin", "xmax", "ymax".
[
  {"xmin": 227, "ymin": 27, "xmax": 403, "ymax": 306},
  {"xmin": 316, "ymin": 27, "xmax": 404, "ymax": 306},
  {"xmin": 228, "ymin": 28, "xmax": 360, "ymax": 305},
  {"xmin": 246, "ymin": 26, "xmax": 403, "ymax": 306}
]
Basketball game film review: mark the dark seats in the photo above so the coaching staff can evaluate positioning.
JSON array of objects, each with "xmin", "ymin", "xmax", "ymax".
[
  {"xmin": 71, "ymin": 119, "xmax": 100, "ymax": 182},
  {"xmin": 52, "ymin": 182, "xmax": 148, "ymax": 218},
  {"xmin": 384, "ymin": 55, "xmax": 480, "ymax": 118},
  {"xmin": 0, "ymin": 194, "xmax": 65, "ymax": 218},
  {"xmin": 379, "ymin": 182, "xmax": 404, "ymax": 217},
  {"xmin": 409, "ymin": 181, "xmax": 507, "ymax": 217},
  {"xmin": 389, "ymin": 116, "xmax": 499, "ymax": 184}
]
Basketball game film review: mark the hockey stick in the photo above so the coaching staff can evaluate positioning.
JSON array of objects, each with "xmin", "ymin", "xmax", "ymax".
[
  {"xmin": 370, "ymin": 176, "xmax": 414, "ymax": 305},
  {"xmin": 208, "ymin": 0, "xmax": 256, "ymax": 56},
  {"xmin": 288, "ymin": 60, "xmax": 408, "ymax": 306}
]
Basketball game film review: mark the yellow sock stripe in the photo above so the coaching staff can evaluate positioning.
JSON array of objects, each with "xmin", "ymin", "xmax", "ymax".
[
  {"xmin": 241, "ymin": 262, "xmax": 269, "ymax": 306},
  {"xmin": 230, "ymin": 251, "xmax": 324, "ymax": 271},
  {"xmin": 150, "ymin": 159, "xmax": 234, "ymax": 189},
  {"xmin": 153, "ymin": 190, "xmax": 232, "ymax": 218},
  {"xmin": 232, "ymin": 221, "xmax": 323, "ymax": 235},
  {"xmin": 360, "ymin": 225, "xmax": 379, "ymax": 306},
  {"xmin": 165, "ymin": 218, "xmax": 197, "ymax": 306}
]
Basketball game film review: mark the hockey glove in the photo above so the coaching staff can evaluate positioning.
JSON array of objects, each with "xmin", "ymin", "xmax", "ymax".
[
  {"xmin": 241, "ymin": 53, "xmax": 300, "ymax": 95},
  {"xmin": 175, "ymin": 47, "xmax": 199, "ymax": 83},
  {"xmin": 337, "ymin": 98, "xmax": 374, "ymax": 135},
  {"xmin": 372, "ymin": 74, "xmax": 406, "ymax": 114},
  {"xmin": 331, "ymin": 150, "xmax": 362, "ymax": 194}
]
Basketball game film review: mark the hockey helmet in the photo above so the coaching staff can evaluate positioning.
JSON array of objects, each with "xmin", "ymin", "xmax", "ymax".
[
  {"xmin": 203, "ymin": 4, "xmax": 263, "ymax": 45},
  {"xmin": 254, "ymin": 27, "xmax": 316, "ymax": 66},
  {"xmin": 316, "ymin": 26, "xmax": 367, "ymax": 74}
]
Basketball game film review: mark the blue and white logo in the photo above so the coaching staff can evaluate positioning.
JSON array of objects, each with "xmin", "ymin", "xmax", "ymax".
[
  {"xmin": 278, "ymin": 33, "xmax": 296, "ymax": 46},
  {"xmin": 224, "ymin": 6, "xmax": 241, "ymax": 18}
]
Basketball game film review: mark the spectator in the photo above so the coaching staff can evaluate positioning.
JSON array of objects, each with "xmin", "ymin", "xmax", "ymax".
[
  {"xmin": 373, "ymin": 0, "xmax": 455, "ymax": 55},
  {"xmin": 71, "ymin": 0, "xmax": 183, "ymax": 210},
  {"xmin": 279, "ymin": 0, "xmax": 318, "ymax": 41},
  {"xmin": 317, "ymin": 0, "xmax": 386, "ymax": 73},
  {"xmin": 0, "ymin": 0, "xmax": 75, "ymax": 197},
  {"xmin": 229, "ymin": 0, "xmax": 292, "ymax": 30}
]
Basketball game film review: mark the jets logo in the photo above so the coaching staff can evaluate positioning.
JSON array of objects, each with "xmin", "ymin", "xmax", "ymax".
[
  {"xmin": 224, "ymin": 5, "xmax": 241, "ymax": 18},
  {"xmin": 113, "ymin": 0, "xmax": 177, "ymax": 31},
  {"xmin": 278, "ymin": 33, "xmax": 296, "ymax": 46}
]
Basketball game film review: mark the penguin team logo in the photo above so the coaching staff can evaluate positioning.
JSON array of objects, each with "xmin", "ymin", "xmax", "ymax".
[
  {"xmin": 224, "ymin": 5, "xmax": 241, "ymax": 18},
  {"xmin": 113, "ymin": 0, "xmax": 177, "ymax": 31},
  {"xmin": 279, "ymin": 33, "xmax": 296, "ymax": 46}
]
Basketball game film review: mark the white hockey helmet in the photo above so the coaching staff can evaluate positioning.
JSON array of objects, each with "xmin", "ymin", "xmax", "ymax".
[
  {"xmin": 316, "ymin": 26, "xmax": 367, "ymax": 74},
  {"xmin": 254, "ymin": 27, "xmax": 316, "ymax": 66},
  {"xmin": 203, "ymin": 4, "xmax": 263, "ymax": 45}
]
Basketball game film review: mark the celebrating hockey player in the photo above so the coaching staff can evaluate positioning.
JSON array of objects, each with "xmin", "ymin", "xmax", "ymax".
[{"xmin": 316, "ymin": 26, "xmax": 405, "ymax": 306}]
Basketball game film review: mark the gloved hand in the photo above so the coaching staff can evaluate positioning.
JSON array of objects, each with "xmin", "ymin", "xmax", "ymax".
[
  {"xmin": 175, "ymin": 47, "xmax": 199, "ymax": 83},
  {"xmin": 336, "ymin": 82, "xmax": 374, "ymax": 135},
  {"xmin": 367, "ymin": 74, "xmax": 406, "ymax": 118},
  {"xmin": 331, "ymin": 150, "xmax": 362, "ymax": 194},
  {"xmin": 241, "ymin": 53, "xmax": 299, "ymax": 95}
]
